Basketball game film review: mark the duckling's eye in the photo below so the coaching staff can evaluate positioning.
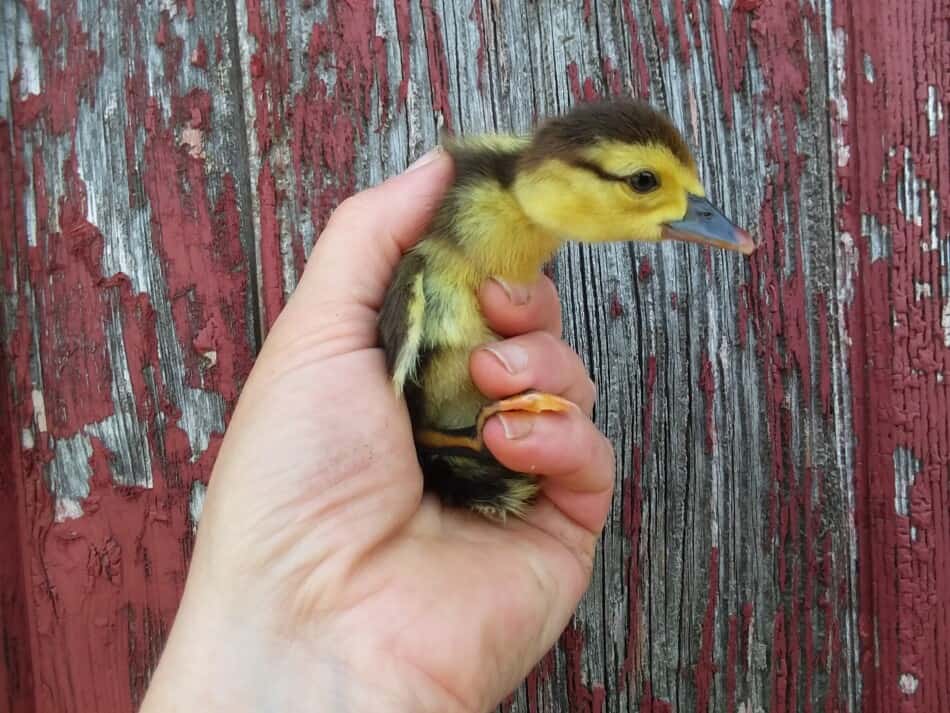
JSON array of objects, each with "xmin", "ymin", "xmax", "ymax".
[{"xmin": 626, "ymin": 171, "xmax": 659, "ymax": 194}]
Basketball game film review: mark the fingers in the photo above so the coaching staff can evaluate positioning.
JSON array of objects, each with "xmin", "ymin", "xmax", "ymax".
[
  {"xmin": 295, "ymin": 149, "xmax": 453, "ymax": 312},
  {"xmin": 482, "ymin": 409, "xmax": 615, "ymax": 534},
  {"xmin": 479, "ymin": 275, "xmax": 562, "ymax": 338},
  {"xmin": 469, "ymin": 331, "xmax": 596, "ymax": 416},
  {"xmin": 471, "ymin": 318, "xmax": 612, "ymax": 533}
]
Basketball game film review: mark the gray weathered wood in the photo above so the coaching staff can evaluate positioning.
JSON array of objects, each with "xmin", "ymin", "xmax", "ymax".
[{"xmin": 235, "ymin": 1, "xmax": 858, "ymax": 711}]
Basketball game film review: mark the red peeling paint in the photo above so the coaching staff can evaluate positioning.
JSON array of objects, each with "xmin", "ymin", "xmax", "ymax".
[
  {"xmin": 832, "ymin": 0, "xmax": 950, "ymax": 710},
  {"xmin": 649, "ymin": 2, "xmax": 670, "ymax": 61},
  {"xmin": 707, "ymin": 2, "xmax": 732, "ymax": 123},
  {"xmin": 770, "ymin": 611, "xmax": 788, "ymax": 712},
  {"xmin": 420, "ymin": 1, "xmax": 454, "ymax": 129},
  {"xmin": 2, "ymin": 3, "xmax": 256, "ymax": 711},
  {"xmin": 736, "ymin": 282, "xmax": 750, "ymax": 348},
  {"xmin": 733, "ymin": 3, "xmax": 853, "ymax": 712},
  {"xmin": 698, "ymin": 352, "xmax": 716, "ymax": 454},
  {"xmin": 695, "ymin": 547, "xmax": 720, "ymax": 713},
  {"xmin": 190, "ymin": 37, "xmax": 208, "ymax": 68},
  {"xmin": 639, "ymin": 682, "xmax": 673, "ymax": 713},
  {"xmin": 706, "ymin": 2, "xmax": 755, "ymax": 125},
  {"xmin": 257, "ymin": 162, "xmax": 284, "ymax": 329},
  {"xmin": 567, "ymin": 62, "xmax": 600, "ymax": 104},
  {"xmin": 469, "ymin": 0, "xmax": 487, "ymax": 92},
  {"xmin": 0, "ymin": 119, "xmax": 36, "ymax": 713},
  {"xmin": 610, "ymin": 291, "xmax": 624, "ymax": 319},
  {"xmin": 524, "ymin": 648, "xmax": 556, "ymax": 713},
  {"xmin": 562, "ymin": 624, "xmax": 606, "ymax": 713},
  {"xmin": 247, "ymin": 0, "xmax": 395, "ymax": 319},
  {"xmin": 725, "ymin": 613, "xmax": 739, "ymax": 713},
  {"xmin": 583, "ymin": 0, "xmax": 592, "ymax": 26},
  {"xmin": 140, "ymin": 98, "xmax": 252, "ymax": 399},
  {"xmin": 601, "ymin": 57, "xmax": 624, "ymax": 98},
  {"xmin": 621, "ymin": 0, "xmax": 651, "ymax": 98},
  {"xmin": 15, "ymin": 0, "xmax": 103, "ymax": 135},
  {"xmin": 638, "ymin": 256, "xmax": 652, "ymax": 281},
  {"xmin": 672, "ymin": 0, "xmax": 691, "ymax": 64},
  {"xmin": 621, "ymin": 354, "xmax": 656, "ymax": 685},
  {"xmin": 155, "ymin": 11, "xmax": 169, "ymax": 46},
  {"xmin": 29, "ymin": 151, "xmax": 114, "ymax": 438},
  {"xmin": 155, "ymin": 10, "xmax": 184, "ymax": 96},
  {"xmin": 393, "ymin": 0, "xmax": 412, "ymax": 107}
]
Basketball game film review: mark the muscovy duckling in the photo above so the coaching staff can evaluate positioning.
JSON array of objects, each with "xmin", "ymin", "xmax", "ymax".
[{"xmin": 380, "ymin": 99, "xmax": 755, "ymax": 521}]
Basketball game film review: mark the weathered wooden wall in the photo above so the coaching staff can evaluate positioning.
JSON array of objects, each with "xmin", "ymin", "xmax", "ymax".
[{"xmin": 1, "ymin": 1, "xmax": 947, "ymax": 712}]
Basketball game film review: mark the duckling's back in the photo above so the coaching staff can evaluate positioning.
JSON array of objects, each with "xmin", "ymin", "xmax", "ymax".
[{"xmin": 378, "ymin": 136, "xmax": 545, "ymax": 519}]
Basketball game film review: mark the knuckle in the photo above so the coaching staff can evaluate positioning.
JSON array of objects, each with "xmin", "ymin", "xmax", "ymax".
[
  {"xmin": 600, "ymin": 435, "xmax": 617, "ymax": 471},
  {"xmin": 584, "ymin": 376, "xmax": 597, "ymax": 403},
  {"xmin": 535, "ymin": 329, "xmax": 562, "ymax": 354},
  {"xmin": 327, "ymin": 191, "xmax": 371, "ymax": 227}
]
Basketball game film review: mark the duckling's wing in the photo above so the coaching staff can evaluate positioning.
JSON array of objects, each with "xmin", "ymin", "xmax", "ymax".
[{"xmin": 379, "ymin": 252, "xmax": 427, "ymax": 394}]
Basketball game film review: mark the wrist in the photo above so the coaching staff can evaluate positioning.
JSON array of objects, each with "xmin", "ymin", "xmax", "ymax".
[{"xmin": 139, "ymin": 584, "xmax": 464, "ymax": 713}]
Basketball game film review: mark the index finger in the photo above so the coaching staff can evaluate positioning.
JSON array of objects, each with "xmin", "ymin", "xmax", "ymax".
[{"xmin": 479, "ymin": 274, "xmax": 563, "ymax": 338}]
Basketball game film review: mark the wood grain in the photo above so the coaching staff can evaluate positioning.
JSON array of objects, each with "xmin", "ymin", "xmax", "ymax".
[
  {"xmin": 2, "ymin": 0, "xmax": 948, "ymax": 711},
  {"xmin": 1, "ymin": 0, "xmax": 257, "ymax": 710}
]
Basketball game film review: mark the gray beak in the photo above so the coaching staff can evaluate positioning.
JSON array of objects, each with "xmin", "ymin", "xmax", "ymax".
[{"xmin": 661, "ymin": 195, "xmax": 756, "ymax": 255}]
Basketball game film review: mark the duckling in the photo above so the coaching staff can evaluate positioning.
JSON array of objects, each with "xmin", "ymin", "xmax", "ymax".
[{"xmin": 379, "ymin": 99, "xmax": 755, "ymax": 521}]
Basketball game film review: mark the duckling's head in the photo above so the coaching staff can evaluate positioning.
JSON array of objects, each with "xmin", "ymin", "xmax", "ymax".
[{"xmin": 514, "ymin": 100, "xmax": 755, "ymax": 254}]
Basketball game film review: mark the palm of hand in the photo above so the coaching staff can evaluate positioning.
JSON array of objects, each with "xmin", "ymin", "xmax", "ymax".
[{"xmin": 151, "ymin": 155, "xmax": 613, "ymax": 713}]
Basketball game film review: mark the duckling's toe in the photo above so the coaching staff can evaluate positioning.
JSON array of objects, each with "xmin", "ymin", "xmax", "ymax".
[{"xmin": 476, "ymin": 391, "xmax": 573, "ymax": 435}]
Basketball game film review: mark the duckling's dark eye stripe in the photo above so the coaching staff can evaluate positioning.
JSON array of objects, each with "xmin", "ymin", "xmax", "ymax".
[{"xmin": 564, "ymin": 157, "xmax": 628, "ymax": 183}]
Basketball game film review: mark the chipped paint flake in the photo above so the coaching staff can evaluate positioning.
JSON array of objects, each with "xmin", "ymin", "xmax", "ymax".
[
  {"xmin": 188, "ymin": 481, "xmax": 207, "ymax": 529},
  {"xmin": 48, "ymin": 433, "xmax": 94, "ymax": 503},
  {"xmin": 897, "ymin": 149, "xmax": 923, "ymax": 227},
  {"xmin": 54, "ymin": 498, "xmax": 86, "ymax": 523},
  {"xmin": 830, "ymin": 28, "xmax": 849, "ymax": 122},
  {"xmin": 899, "ymin": 673, "xmax": 919, "ymax": 695},
  {"xmin": 31, "ymin": 388, "xmax": 48, "ymax": 432},
  {"xmin": 836, "ymin": 232, "xmax": 857, "ymax": 305},
  {"xmin": 181, "ymin": 127, "xmax": 205, "ymax": 159},
  {"xmin": 913, "ymin": 282, "xmax": 932, "ymax": 300},
  {"xmin": 179, "ymin": 386, "xmax": 225, "ymax": 461},
  {"xmin": 893, "ymin": 447, "xmax": 921, "ymax": 516},
  {"xmin": 15, "ymin": 8, "xmax": 42, "ymax": 98},
  {"xmin": 862, "ymin": 53, "xmax": 874, "ymax": 83},
  {"xmin": 942, "ymin": 300, "xmax": 950, "ymax": 347},
  {"xmin": 926, "ymin": 85, "xmax": 943, "ymax": 138}
]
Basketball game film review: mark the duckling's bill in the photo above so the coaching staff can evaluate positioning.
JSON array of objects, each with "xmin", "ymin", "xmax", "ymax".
[{"xmin": 662, "ymin": 195, "xmax": 756, "ymax": 255}]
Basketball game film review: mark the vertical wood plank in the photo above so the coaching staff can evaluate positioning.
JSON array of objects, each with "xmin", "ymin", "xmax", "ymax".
[
  {"xmin": 830, "ymin": 1, "xmax": 950, "ymax": 710},
  {"xmin": 0, "ymin": 1, "xmax": 257, "ymax": 711}
]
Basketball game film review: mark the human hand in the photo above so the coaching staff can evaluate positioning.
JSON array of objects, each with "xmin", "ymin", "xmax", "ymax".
[{"xmin": 140, "ymin": 150, "xmax": 615, "ymax": 713}]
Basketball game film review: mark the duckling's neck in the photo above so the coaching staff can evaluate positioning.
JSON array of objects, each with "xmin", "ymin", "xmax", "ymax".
[{"xmin": 440, "ymin": 176, "xmax": 563, "ymax": 285}]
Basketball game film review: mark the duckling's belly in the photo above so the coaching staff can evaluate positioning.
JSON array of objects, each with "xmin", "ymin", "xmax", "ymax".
[{"xmin": 419, "ymin": 272, "xmax": 495, "ymax": 429}]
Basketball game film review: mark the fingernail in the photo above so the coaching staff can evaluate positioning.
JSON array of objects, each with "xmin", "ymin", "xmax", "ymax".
[
  {"xmin": 406, "ymin": 146, "xmax": 443, "ymax": 172},
  {"xmin": 490, "ymin": 277, "xmax": 532, "ymax": 306},
  {"xmin": 481, "ymin": 343, "xmax": 529, "ymax": 375},
  {"xmin": 497, "ymin": 413, "xmax": 534, "ymax": 440}
]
